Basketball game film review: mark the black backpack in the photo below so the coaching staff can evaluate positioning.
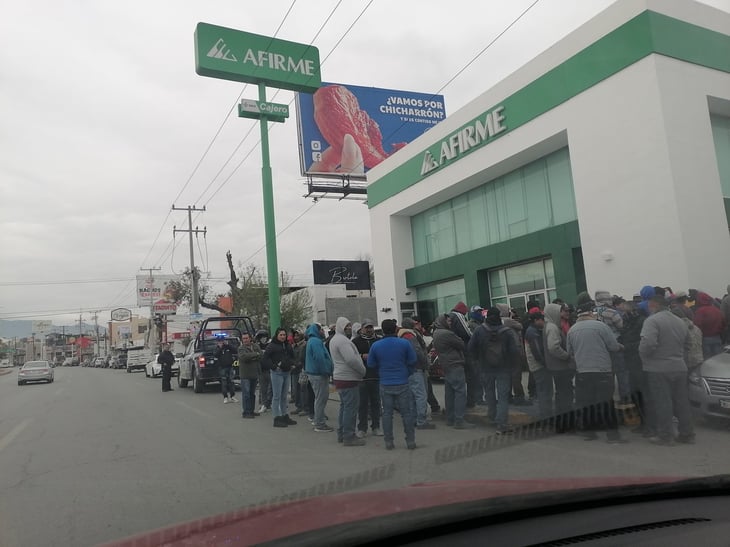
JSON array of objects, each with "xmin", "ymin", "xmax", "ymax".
[{"xmin": 480, "ymin": 324, "xmax": 510, "ymax": 368}]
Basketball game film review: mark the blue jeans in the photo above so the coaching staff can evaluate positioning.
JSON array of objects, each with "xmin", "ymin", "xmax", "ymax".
[
  {"xmin": 337, "ymin": 385, "xmax": 360, "ymax": 442},
  {"xmin": 482, "ymin": 370, "xmax": 511, "ymax": 429},
  {"xmin": 381, "ymin": 384, "xmax": 416, "ymax": 445},
  {"xmin": 309, "ymin": 375, "xmax": 330, "ymax": 427},
  {"xmin": 220, "ymin": 367, "xmax": 235, "ymax": 398},
  {"xmin": 703, "ymin": 336, "xmax": 723, "ymax": 360},
  {"xmin": 270, "ymin": 370, "xmax": 290, "ymax": 417},
  {"xmin": 408, "ymin": 371, "xmax": 429, "ymax": 425},
  {"xmin": 443, "ymin": 366, "xmax": 467, "ymax": 425},
  {"xmin": 240, "ymin": 377, "xmax": 258, "ymax": 416}
]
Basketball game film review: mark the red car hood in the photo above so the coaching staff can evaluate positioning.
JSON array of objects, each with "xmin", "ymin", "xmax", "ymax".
[{"xmin": 102, "ymin": 477, "xmax": 681, "ymax": 546}]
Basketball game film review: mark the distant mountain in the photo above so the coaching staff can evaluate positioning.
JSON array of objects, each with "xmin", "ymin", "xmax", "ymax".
[{"xmin": 0, "ymin": 320, "xmax": 105, "ymax": 340}]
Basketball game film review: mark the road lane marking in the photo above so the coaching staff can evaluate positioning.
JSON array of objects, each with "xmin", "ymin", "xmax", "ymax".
[
  {"xmin": 0, "ymin": 418, "xmax": 32, "ymax": 454},
  {"xmin": 176, "ymin": 401, "xmax": 211, "ymax": 418}
]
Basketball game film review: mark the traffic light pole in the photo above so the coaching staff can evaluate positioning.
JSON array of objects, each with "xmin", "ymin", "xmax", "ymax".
[{"xmin": 258, "ymin": 82, "xmax": 281, "ymax": 331}]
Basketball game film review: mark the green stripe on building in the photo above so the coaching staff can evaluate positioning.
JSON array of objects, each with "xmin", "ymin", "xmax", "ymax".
[{"xmin": 367, "ymin": 11, "xmax": 730, "ymax": 208}]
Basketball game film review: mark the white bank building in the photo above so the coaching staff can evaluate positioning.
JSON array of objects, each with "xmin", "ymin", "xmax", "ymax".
[{"xmin": 367, "ymin": 0, "xmax": 730, "ymax": 326}]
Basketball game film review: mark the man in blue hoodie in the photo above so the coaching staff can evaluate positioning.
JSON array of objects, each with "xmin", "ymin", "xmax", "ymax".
[
  {"xmin": 368, "ymin": 319, "xmax": 418, "ymax": 450},
  {"xmin": 304, "ymin": 323, "xmax": 334, "ymax": 433}
]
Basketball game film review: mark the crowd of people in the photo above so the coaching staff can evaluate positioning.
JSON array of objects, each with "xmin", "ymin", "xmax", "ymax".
[{"xmin": 200, "ymin": 284, "xmax": 730, "ymax": 450}]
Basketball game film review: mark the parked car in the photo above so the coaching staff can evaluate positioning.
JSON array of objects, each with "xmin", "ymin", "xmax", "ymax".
[
  {"xmin": 126, "ymin": 348, "xmax": 153, "ymax": 373},
  {"xmin": 689, "ymin": 348, "xmax": 730, "ymax": 422},
  {"xmin": 18, "ymin": 360, "xmax": 54, "ymax": 385},
  {"xmin": 145, "ymin": 354, "xmax": 180, "ymax": 378},
  {"xmin": 92, "ymin": 357, "xmax": 105, "ymax": 368},
  {"xmin": 0, "ymin": 358, "xmax": 12, "ymax": 368},
  {"xmin": 178, "ymin": 316, "xmax": 254, "ymax": 393}
]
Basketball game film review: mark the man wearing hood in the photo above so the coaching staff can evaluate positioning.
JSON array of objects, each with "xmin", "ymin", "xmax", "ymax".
[
  {"xmin": 305, "ymin": 324, "xmax": 334, "ymax": 433},
  {"xmin": 496, "ymin": 303, "xmax": 530, "ymax": 406},
  {"xmin": 330, "ymin": 317, "xmax": 367, "ymax": 446},
  {"xmin": 449, "ymin": 301, "xmax": 478, "ymax": 408},
  {"xmin": 543, "ymin": 303, "xmax": 575, "ymax": 432},
  {"xmin": 469, "ymin": 307, "xmax": 519, "ymax": 434},
  {"xmin": 431, "ymin": 314, "xmax": 475, "ymax": 429},
  {"xmin": 352, "ymin": 319, "xmax": 383, "ymax": 438},
  {"xmin": 693, "ymin": 291, "xmax": 726, "ymax": 359},
  {"xmin": 567, "ymin": 297, "xmax": 625, "ymax": 443},
  {"xmin": 399, "ymin": 317, "xmax": 435, "ymax": 430}
]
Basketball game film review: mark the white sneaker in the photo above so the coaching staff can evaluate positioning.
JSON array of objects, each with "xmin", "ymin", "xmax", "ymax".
[
  {"xmin": 356, "ymin": 430, "xmax": 366, "ymax": 439},
  {"xmin": 371, "ymin": 428, "xmax": 384, "ymax": 437},
  {"xmin": 223, "ymin": 397, "xmax": 230, "ymax": 404},
  {"xmin": 230, "ymin": 396, "xmax": 239, "ymax": 403},
  {"xmin": 259, "ymin": 405, "xmax": 268, "ymax": 414}
]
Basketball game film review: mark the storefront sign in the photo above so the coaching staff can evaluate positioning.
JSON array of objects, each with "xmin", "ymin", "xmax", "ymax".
[
  {"xmin": 153, "ymin": 300, "xmax": 177, "ymax": 315},
  {"xmin": 195, "ymin": 22, "xmax": 321, "ymax": 93},
  {"xmin": 313, "ymin": 260, "xmax": 371, "ymax": 291},
  {"xmin": 238, "ymin": 99, "xmax": 289, "ymax": 122},
  {"xmin": 421, "ymin": 106, "xmax": 506, "ymax": 176},
  {"xmin": 110, "ymin": 308, "xmax": 132, "ymax": 322}
]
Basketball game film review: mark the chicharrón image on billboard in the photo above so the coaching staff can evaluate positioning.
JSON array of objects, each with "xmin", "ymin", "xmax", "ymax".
[{"xmin": 296, "ymin": 83, "xmax": 446, "ymax": 179}]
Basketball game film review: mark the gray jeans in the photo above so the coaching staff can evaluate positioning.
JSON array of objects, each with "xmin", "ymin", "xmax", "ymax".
[
  {"xmin": 309, "ymin": 374, "xmax": 330, "ymax": 428},
  {"xmin": 646, "ymin": 371, "xmax": 694, "ymax": 440}
]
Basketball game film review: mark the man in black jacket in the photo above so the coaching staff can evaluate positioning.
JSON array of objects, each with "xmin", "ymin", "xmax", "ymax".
[
  {"xmin": 157, "ymin": 343, "xmax": 175, "ymax": 392},
  {"xmin": 214, "ymin": 338, "xmax": 238, "ymax": 404},
  {"xmin": 352, "ymin": 319, "xmax": 383, "ymax": 437}
]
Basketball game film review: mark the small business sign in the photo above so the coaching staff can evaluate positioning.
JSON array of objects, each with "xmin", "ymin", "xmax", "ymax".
[
  {"xmin": 195, "ymin": 22, "xmax": 321, "ymax": 93},
  {"xmin": 312, "ymin": 260, "xmax": 371, "ymax": 291},
  {"xmin": 238, "ymin": 99, "xmax": 289, "ymax": 122},
  {"xmin": 153, "ymin": 300, "xmax": 177, "ymax": 316},
  {"xmin": 110, "ymin": 308, "xmax": 132, "ymax": 322},
  {"xmin": 136, "ymin": 275, "xmax": 178, "ymax": 308}
]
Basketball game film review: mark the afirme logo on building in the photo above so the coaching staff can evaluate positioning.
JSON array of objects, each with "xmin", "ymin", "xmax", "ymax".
[
  {"xmin": 421, "ymin": 106, "xmax": 507, "ymax": 176},
  {"xmin": 195, "ymin": 22, "xmax": 321, "ymax": 94}
]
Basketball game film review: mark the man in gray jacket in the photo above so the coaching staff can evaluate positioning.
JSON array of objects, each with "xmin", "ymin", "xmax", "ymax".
[
  {"xmin": 543, "ymin": 303, "xmax": 574, "ymax": 432},
  {"xmin": 431, "ymin": 314, "xmax": 475, "ymax": 429},
  {"xmin": 567, "ymin": 299, "xmax": 625, "ymax": 443},
  {"xmin": 639, "ymin": 295, "xmax": 694, "ymax": 446},
  {"xmin": 330, "ymin": 317, "xmax": 367, "ymax": 446}
]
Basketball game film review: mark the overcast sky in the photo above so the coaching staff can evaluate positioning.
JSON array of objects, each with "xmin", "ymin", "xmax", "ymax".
[{"xmin": 1, "ymin": 0, "xmax": 726, "ymax": 327}]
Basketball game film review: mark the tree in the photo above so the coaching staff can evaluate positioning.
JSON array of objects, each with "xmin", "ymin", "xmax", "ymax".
[{"xmin": 165, "ymin": 267, "xmax": 222, "ymax": 312}]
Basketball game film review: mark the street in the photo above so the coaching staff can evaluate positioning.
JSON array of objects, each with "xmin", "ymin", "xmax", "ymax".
[{"xmin": 1, "ymin": 367, "xmax": 729, "ymax": 546}]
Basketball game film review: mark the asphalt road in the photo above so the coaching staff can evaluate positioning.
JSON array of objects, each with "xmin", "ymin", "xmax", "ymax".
[{"xmin": 1, "ymin": 366, "xmax": 729, "ymax": 546}]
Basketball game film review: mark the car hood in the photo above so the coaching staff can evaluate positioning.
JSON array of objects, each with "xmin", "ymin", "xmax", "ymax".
[
  {"xmin": 101, "ymin": 477, "xmax": 686, "ymax": 546},
  {"xmin": 700, "ymin": 351, "xmax": 730, "ymax": 378}
]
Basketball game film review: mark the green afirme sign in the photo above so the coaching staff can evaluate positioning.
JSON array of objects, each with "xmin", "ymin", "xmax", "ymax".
[
  {"xmin": 195, "ymin": 22, "xmax": 321, "ymax": 93},
  {"xmin": 238, "ymin": 99, "xmax": 289, "ymax": 122}
]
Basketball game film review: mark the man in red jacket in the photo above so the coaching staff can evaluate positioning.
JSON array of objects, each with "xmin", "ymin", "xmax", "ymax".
[{"xmin": 693, "ymin": 292, "xmax": 726, "ymax": 359}]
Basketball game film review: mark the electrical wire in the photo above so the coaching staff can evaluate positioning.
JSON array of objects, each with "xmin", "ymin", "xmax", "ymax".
[{"xmin": 0, "ymin": 278, "xmax": 135, "ymax": 287}]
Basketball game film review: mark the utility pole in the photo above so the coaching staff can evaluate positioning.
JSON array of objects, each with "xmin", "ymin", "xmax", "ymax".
[
  {"xmin": 140, "ymin": 267, "xmax": 161, "ymax": 350},
  {"xmin": 172, "ymin": 205, "xmax": 206, "ymax": 314}
]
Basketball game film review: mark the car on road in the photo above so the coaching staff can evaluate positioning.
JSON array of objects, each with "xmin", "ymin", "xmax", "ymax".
[
  {"xmin": 126, "ymin": 348, "xmax": 153, "ymax": 373},
  {"xmin": 18, "ymin": 360, "xmax": 54, "ymax": 385},
  {"xmin": 0, "ymin": 358, "xmax": 12, "ymax": 368},
  {"xmin": 92, "ymin": 357, "xmax": 105, "ymax": 368},
  {"xmin": 689, "ymin": 348, "xmax": 730, "ymax": 422},
  {"xmin": 178, "ymin": 316, "xmax": 254, "ymax": 393},
  {"xmin": 145, "ymin": 354, "xmax": 180, "ymax": 378}
]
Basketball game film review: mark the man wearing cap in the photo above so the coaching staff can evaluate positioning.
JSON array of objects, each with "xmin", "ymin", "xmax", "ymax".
[
  {"xmin": 640, "ymin": 295, "xmax": 695, "ymax": 446},
  {"xmin": 594, "ymin": 290, "xmax": 630, "ymax": 404},
  {"xmin": 496, "ymin": 303, "xmax": 530, "ymax": 406},
  {"xmin": 399, "ymin": 318, "xmax": 435, "ymax": 430},
  {"xmin": 157, "ymin": 343, "xmax": 175, "ymax": 393},
  {"xmin": 524, "ymin": 310, "xmax": 552, "ymax": 420},
  {"xmin": 567, "ymin": 294, "xmax": 626, "ymax": 443},
  {"xmin": 352, "ymin": 319, "xmax": 383, "ymax": 438},
  {"xmin": 468, "ymin": 307, "xmax": 518, "ymax": 434},
  {"xmin": 412, "ymin": 315, "xmax": 443, "ymax": 414}
]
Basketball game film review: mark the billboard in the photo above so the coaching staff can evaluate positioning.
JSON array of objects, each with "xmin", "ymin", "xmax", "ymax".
[
  {"xmin": 136, "ymin": 275, "xmax": 179, "ymax": 308},
  {"xmin": 32, "ymin": 320, "xmax": 52, "ymax": 335},
  {"xmin": 296, "ymin": 83, "xmax": 446, "ymax": 180},
  {"xmin": 313, "ymin": 260, "xmax": 371, "ymax": 291}
]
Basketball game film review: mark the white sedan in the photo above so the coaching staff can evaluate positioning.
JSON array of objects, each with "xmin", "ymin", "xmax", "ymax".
[{"xmin": 145, "ymin": 355, "xmax": 180, "ymax": 378}]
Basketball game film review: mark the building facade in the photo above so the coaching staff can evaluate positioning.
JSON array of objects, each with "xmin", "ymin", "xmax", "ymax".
[{"xmin": 367, "ymin": 0, "xmax": 730, "ymax": 326}]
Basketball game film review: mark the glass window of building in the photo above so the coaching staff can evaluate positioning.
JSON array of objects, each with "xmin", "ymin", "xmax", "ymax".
[
  {"xmin": 410, "ymin": 148, "xmax": 577, "ymax": 266},
  {"xmin": 711, "ymin": 114, "xmax": 730, "ymax": 198},
  {"xmin": 489, "ymin": 258, "xmax": 556, "ymax": 313},
  {"xmin": 416, "ymin": 278, "xmax": 466, "ymax": 325}
]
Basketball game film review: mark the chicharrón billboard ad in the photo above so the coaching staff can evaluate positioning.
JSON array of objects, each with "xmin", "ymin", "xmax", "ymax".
[{"xmin": 296, "ymin": 83, "xmax": 446, "ymax": 180}]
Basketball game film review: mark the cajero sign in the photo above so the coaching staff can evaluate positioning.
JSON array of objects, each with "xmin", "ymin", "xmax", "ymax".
[
  {"xmin": 238, "ymin": 99, "xmax": 289, "ymax": 122},
  {"xmin": 195, "ymin": 23, "xmax": 321, "ymax": 93}
]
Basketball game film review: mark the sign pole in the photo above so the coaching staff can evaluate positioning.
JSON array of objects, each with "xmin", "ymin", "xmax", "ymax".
[{"xmin": 258, "ymin": 82, "xmax": 281, "ymax": 331}]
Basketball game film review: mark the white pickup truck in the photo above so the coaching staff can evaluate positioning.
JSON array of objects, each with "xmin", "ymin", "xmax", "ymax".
[{"xmin": 126, "ymin": 348, "xmax": 154, "ymax": 374}]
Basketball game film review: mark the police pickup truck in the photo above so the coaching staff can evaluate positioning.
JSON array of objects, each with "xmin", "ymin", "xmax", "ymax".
[{"xmin": 178, "ymin": 316, "xmax": 255, "ymax": 393}]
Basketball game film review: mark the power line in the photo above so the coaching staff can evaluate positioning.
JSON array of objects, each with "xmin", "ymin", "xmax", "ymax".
[{"xmin": 0, "ymin": 278, "xmax": 136, "ymax": 287}]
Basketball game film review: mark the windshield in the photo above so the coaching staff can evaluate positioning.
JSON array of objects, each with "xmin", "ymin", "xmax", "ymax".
[
  {"xmin": 1, "ymin": 1, "xmax": 729, "ymax": 546},
  {"xmin": 22, "ymin": 362, "xmax": 49, "ymax": 369}
]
